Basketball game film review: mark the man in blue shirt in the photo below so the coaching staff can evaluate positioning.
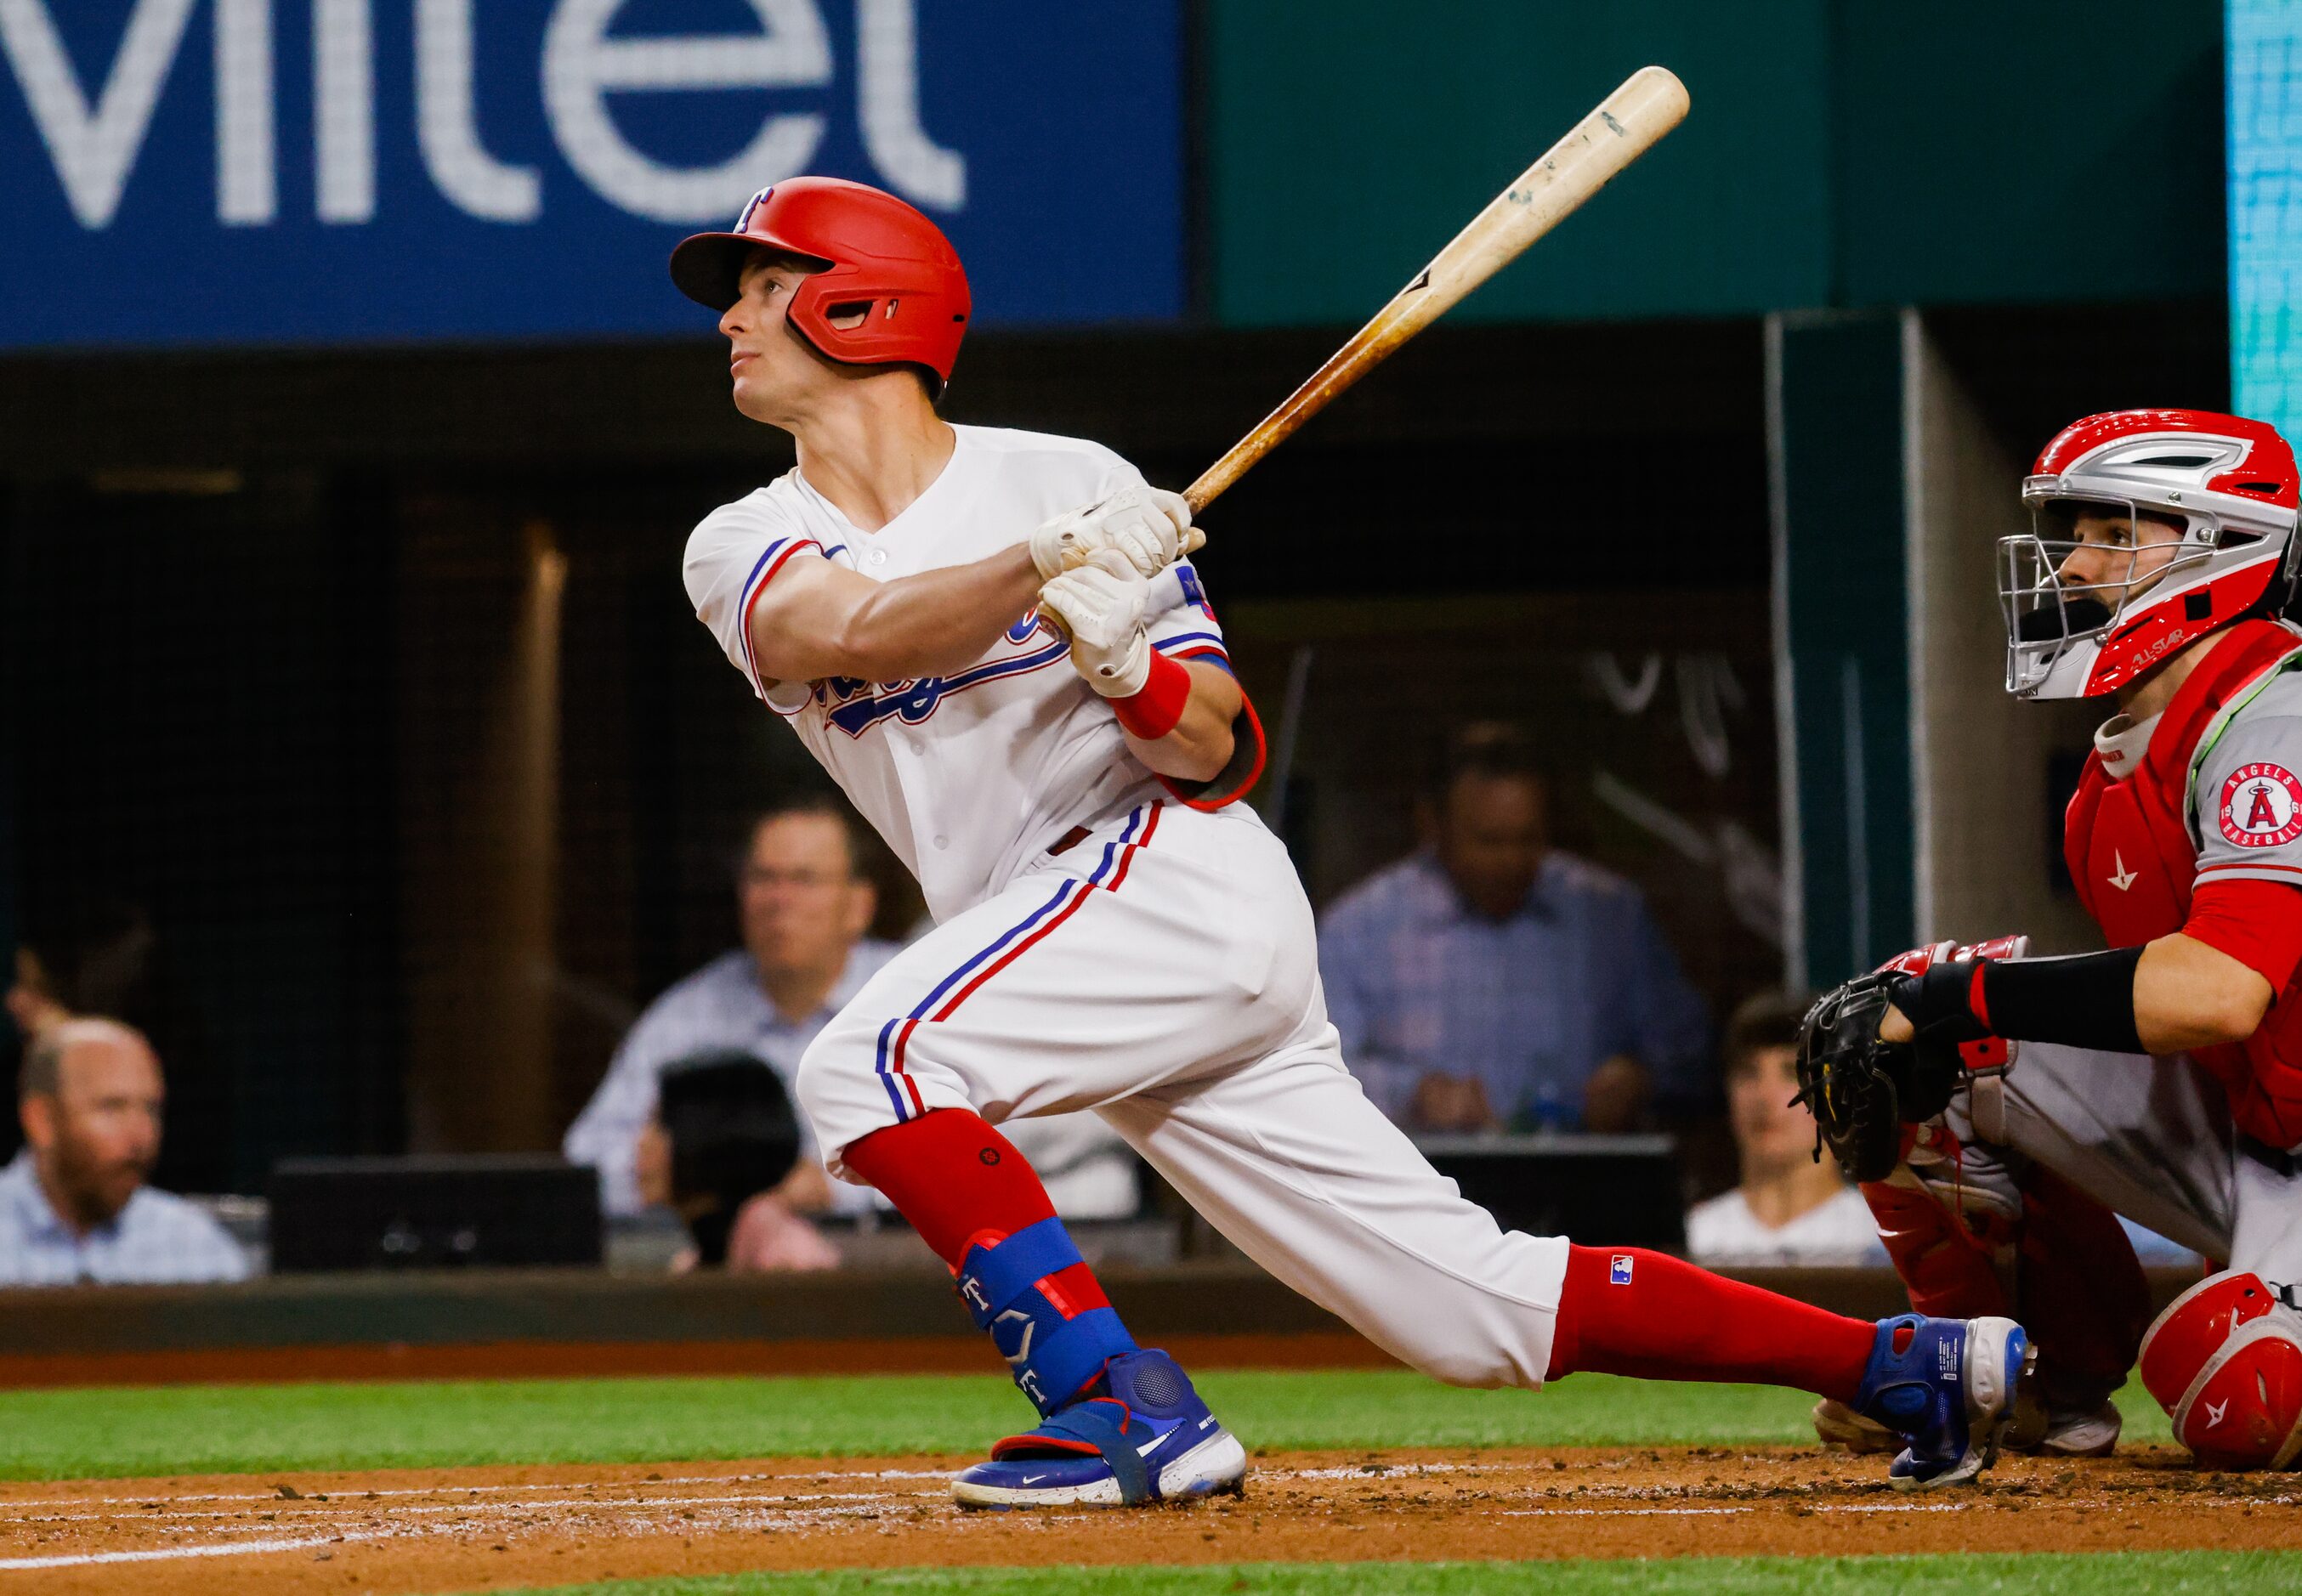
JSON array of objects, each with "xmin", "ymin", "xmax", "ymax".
[
  {"xmin": 566, "ymin": 796, "xmax": 1138, "ymax": 1226},
  {"xmin": 0, "ymin": 1018, "xmax": 247, "ymax": 1285},
  {"xmin": 567, "ymin": 796, "xmax": 901, "ymax": 1218},
  {"xmin": 1319, "ymin": 724, "xmax": 1710, "ymax": 1133}
]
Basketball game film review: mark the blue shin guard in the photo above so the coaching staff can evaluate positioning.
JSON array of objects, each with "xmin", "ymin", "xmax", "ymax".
[
  {"xmin": 1855, "ymin": 1312, "xmax": 2035, "ymax": 1489},
  {"xmin": 955, "ymin": 1216, "xmax": 1136, "ymax": 1414}
]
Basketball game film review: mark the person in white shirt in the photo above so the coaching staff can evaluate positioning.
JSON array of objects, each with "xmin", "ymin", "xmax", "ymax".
[
  {"xmin": 0, "ymin": 1018, "xmax": 247, "ymax": 1286},
  {"xmin": 1686, "ymin": 992, "xmax": 1887, "ymax": 1267}
]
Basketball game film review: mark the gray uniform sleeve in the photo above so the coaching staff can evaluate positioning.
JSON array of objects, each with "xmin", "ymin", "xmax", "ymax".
[{"xmin": 2191, "ymin": 668, "xmax": 2302, "ymax": 891}]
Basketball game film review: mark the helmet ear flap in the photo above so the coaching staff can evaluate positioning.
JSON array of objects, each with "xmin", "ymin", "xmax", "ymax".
[{"xmin": 2011, "ymin": 411, "xmax": 2302, "ymax": 697}]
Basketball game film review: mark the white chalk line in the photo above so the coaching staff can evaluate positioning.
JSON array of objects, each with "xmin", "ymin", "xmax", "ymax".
[
  {"xmin": 0, "ymin": 1531, "xmax": 379, "ymax": 1571},
  {"xmin": 0, "ymin": 1459, "xmax": 1491, "ymax": 1514},
  {"xmin": 0, "ymin": 1467, "xmax": 961, "ymax": 1512},
  {"xmin": 0, "ymin": 1488, "xmax": 938, "ymax": 1563},
  {"xmin": 0, "ymin": 1459, "xmax": 1453, "ymax": 1517},
  {"xmin": 0, "ymin": 1488, "xmax": 927, "ymax": 1527}
]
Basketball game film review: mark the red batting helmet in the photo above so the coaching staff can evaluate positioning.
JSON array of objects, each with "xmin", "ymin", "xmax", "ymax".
[
  {"xmin": 2000, "ymin": 409, "xmax": 2302, "ymax": 699},
  {"xmin": 670, "ymin": 177, "xmax": 970, "ymax": 393}
]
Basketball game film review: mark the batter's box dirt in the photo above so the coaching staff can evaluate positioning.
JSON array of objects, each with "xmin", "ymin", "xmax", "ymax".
[{"xmin": 3, "ymin": 1447, "xmax": 2295, "ymax": 1595}]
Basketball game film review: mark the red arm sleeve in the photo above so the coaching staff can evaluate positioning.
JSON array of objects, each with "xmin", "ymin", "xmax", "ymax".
[{"xmin": 2182, "ymin": 880, "xmax": 2302, "ymax": 994}]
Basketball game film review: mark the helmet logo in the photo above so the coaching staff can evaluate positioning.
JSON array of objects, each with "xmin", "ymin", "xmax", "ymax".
[
  {"xmin": 2219, "ymin": 763, "xmax": 2302, "ymax": 849},
  {"xmin": 737, "ymin": 188, "xmax": 774, "ymax": 232}
]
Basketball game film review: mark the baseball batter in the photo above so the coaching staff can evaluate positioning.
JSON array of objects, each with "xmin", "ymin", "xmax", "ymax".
[
  {"xmin": 1799, "ymin": 410, "xmax": 2302, "ymax": 1471},
  {"xmin": 669, "ymin": 176, "xmax": 2033, "ymax": 1508}
]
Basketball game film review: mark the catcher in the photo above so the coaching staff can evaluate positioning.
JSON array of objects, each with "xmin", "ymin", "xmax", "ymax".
[{"xmin": 1798, "ymin": 409, "xmax": 2302, "ymax": 1470}]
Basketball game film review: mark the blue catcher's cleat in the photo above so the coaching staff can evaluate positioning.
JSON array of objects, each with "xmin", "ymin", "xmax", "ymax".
[
  {"xmin": 951, "ymin": 1349, "xmax": 1249, "ymax": 1509},
  {"xmin": 1853, "ymin": 1313, "xmax": 2035, "ymax": 1490}
]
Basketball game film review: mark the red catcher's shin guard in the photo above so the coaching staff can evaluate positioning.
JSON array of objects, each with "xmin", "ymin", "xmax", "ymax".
[
  {"xmin": 1544, "ymin": 1246, "xmax": 1876, "ymax": 1402},
  {"xmin": 2014, "ymin": 1167, "xmax": 2151, "ymax": 1413},
  {"xmin": 1861, "ymin": 1179, "xmax": 2010, "ymax": 1321}
]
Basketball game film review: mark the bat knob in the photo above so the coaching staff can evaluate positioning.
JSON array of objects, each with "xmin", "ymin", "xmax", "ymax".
[{"xmin": 1180, "ymin": 527, "xmax": 1206, "ymax": 556}]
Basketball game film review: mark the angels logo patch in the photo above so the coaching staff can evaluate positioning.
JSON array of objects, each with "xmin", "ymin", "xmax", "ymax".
[{"xmin": 2219, "ymin": 762, "xmax": 2302, "ymax": 849}]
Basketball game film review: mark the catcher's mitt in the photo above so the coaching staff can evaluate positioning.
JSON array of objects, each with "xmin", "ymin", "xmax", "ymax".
[{"xmin": 1791, "ymin": 975, "xmax": 1963, "ymax": 1183}]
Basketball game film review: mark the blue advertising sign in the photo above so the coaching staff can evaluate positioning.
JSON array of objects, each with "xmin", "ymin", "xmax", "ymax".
[
  {"xmin": 2231, "ymin": 0, "xmax": 2302, "ymax": 437},
  {"xmin": 0, "ymin": 1, "xmax": 1182, "ymax": 347}
]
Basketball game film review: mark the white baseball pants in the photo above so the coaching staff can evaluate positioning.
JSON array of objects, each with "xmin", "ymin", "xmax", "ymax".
[{"xmin": 796, "ymin": 799, "xmax": 1570, "ymax": 1388}]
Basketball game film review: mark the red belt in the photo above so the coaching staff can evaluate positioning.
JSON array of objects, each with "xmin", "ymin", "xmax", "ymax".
[{"xmin": 1046, "ymin": 824, "xmax": 1091, "ymax": 857}]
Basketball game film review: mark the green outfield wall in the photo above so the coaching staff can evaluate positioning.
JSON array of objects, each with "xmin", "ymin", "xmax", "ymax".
[{"xmin": 1208, "ymin": 0, "xmax": 2222, "ymax": 325}]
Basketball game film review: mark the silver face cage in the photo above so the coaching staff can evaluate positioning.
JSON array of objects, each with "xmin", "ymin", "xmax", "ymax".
[{"xmin": 1998, "ymin": 495, "xmax": 2214, "ymax": 695}]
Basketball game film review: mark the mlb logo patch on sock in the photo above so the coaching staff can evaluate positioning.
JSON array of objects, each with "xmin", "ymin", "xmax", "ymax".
[{"xmin": 1609, "ymin": 1254, "xmax": 1634, "ymax": 1286}]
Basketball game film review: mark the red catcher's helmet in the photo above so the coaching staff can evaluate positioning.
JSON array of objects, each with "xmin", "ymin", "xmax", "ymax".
[
  {"xmin": 2001, "ymin": 409, "xmax": 2302, "ymax": 699},
  {"xmin": 669, "ymin": 177, "xmax": 970, "ymax": 393}
]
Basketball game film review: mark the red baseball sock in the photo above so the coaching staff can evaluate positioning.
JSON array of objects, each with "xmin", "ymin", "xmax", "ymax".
[
  {"xmin": 1545, "ymin": 1246, "xmax": 1874, "ymax": 1402},
  {"xmin": 842, "ymin": 1108, "xmax": 1111, "ymax": 1316}
]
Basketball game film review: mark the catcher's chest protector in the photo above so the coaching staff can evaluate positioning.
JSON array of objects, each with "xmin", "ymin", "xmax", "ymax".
[{"xmin": 2065, "ymin": 621, "xmax": 2302, "ymax": 1146}]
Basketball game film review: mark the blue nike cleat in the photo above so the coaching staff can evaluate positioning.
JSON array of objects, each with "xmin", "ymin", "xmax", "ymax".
[
  {"xmin": 1852, "ymin": 1313, "xmax": 2035, "ymax": 1490},
  {"xmin": 951, "ymin": 1349, "xmax": 1249, "ymax": 1509}
]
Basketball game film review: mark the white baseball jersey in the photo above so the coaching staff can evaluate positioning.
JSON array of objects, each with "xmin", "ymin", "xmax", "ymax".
[{"xmin": 684, "ymin": 425, "xmax": 1230, "ymax": 925}]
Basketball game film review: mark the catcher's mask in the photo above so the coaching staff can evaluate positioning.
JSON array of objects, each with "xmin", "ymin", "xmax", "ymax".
[{"xmin": 2003, "ymin": 410, "xmax": 2300, "ymax": 699}]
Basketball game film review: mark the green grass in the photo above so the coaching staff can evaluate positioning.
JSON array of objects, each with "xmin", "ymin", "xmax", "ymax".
[
  {"xmin": 477, "ymin": 1554, "xmax": 2302, "ymax": 1596},
  {"xmin": 0, "ymin": 1367, "xmax": 2173, "ymax": 1482}
]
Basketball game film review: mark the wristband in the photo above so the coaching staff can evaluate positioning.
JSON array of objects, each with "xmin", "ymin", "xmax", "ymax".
[
  {"xmin": 1112, "ymin": 650, "xmax": 1190, "ymax": 740},
  {"xmin": 1890, "ymin": 961, "xmax": 1993, "ymax": 1044},
  {"xmin": 1977, "ymin": 947, "xmax": 2148, "ymax": 1054}
]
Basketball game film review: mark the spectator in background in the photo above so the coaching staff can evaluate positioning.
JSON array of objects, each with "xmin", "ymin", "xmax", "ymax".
[
  {"xmin": 567, "ymin": 795, "xmax": 898, "ymax": 1226},
  {"xmin": 5, "ymin": 898, "xmax": 229, "ymax": 1193},
  {"xmin": 0, "ymin": 1018, "xmax": 248, "ymax": 1284},
  {"xmin": 566, "ymin": 795, "xmax": 1139, "ymax": 1237},
  {"xmin": 1685, "ymin": 992, "xmax": 1885, "ymax": 1267},
  {"xmin": 1320, "ymin": 723, "xmax": 1710, "ymax": 1134},
  {"xmin": 633, "ymin": 1052, "xmax": 842, "ymax": 1273}
]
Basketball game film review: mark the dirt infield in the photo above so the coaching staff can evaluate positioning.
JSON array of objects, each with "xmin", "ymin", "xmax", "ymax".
[{"xmin": 5, "ymin": 1446, "xmax": 2297, "ymax": 1595}]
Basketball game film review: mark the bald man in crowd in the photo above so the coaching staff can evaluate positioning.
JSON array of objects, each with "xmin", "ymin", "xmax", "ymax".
[{"xmin": 0, "ymin": 1018, "xmax": 247, "ymax": 1285}]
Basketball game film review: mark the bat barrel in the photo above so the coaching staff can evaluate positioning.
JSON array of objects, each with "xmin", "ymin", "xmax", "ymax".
[{"xmin": 1182, "ymin": 65, "xmax": 1688, "ymax": 518}]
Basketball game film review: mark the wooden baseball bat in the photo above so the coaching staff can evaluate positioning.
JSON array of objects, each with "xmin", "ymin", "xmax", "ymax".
[{"xmin": 1176, "ymin": 65, "xmax": 1689, "ymax": 546}]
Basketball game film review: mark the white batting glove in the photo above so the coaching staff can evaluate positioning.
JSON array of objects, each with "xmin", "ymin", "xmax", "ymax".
[
  {"xmin": 1027, "ymin": 487, "xmax": 1192, "ymax": 581},
  {"xmin": 1037, "ymin": 551, "xmax": 1153, "ymax": 697}
]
